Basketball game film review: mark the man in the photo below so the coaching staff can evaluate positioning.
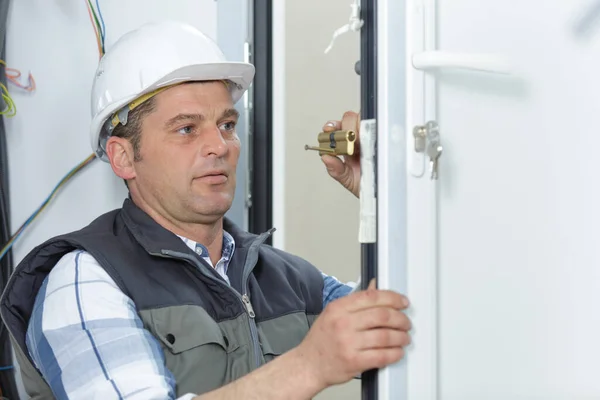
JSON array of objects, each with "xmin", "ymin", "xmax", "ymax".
[{"xmin": 0, "ymin": 21, "xmax": 411, "ymax": 399}]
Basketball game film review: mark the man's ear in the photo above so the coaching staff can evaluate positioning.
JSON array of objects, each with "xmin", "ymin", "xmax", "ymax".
[{"xmin": 106, "ymin": 137, "xmax": 137, "ymax": 180}]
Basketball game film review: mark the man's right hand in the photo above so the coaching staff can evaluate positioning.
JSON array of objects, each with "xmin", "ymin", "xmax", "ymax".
[
  {"xmin": 295, "ymin": 279, "xmax": 412, "ymax": 388},
  {"xmin": 195, "ymin": 280, "xmax": 411, "ymax": 400}
]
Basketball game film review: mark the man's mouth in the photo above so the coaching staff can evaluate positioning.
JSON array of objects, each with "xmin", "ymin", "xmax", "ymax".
[{"xmin": 196, "ymin": 170, "xmax": 229, "ymax": 184}]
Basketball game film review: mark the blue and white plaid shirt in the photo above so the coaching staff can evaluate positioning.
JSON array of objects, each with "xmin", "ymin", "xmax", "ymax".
[{"xmin": 26, "ymin": 231, "xmax": 355, "ymax": 399}]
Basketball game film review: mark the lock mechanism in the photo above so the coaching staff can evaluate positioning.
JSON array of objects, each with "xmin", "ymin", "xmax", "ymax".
[
  {"xmin": 413, "ymin": 121, "xmax": 443, "ymax": 180},
  {"xmin": 305, "ymin": 130, "xmax": 356, "ymax": 156}
]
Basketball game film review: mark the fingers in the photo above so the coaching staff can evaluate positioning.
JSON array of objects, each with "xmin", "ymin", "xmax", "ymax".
[
  {"xmin": 322, "ymin": 110, "xmax": 359, "ymax": 133},
  {"xmin": 323, "ymin": 120, "xmax": 341, "ymax": 132},
  {"xmin": 353, "ymin": 307, "xmax": 412, "ymax": 332},
  {"xmin": 359, "ymin": 329, "xmax": 411, "ymax": 350},
  {"xmin": 341, "ymin": 111, "xmax": 360, "ymax": 133},
  {"xmin": 358, "ymin": 348, "xmax": 405, "ymax": 370},
  {"xmin": 321, "ymin": 154, "xmax": 344, "ymax": 176},
  {"xmin": 341, "ymin": 288, "xmax": 410, "ymax": 313}
]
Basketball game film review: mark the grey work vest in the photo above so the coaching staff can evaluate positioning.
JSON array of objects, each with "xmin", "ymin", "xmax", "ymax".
[{"xmin": 0, "ymin": 199, "xmax": 324, "ymax": 398}]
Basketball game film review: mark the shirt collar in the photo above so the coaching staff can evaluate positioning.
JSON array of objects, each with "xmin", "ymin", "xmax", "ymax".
[{"xmin": 177, "ymin": 230, "xmax": 236, "ymax": 265}]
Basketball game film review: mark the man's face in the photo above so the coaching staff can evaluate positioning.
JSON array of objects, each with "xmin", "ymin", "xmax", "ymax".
[{"xmin": 130, "ymin": 81, "xmax": 240, "ymax": 224}]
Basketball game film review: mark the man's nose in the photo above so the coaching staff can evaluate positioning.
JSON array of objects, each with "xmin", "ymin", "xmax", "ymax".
[{"xmin": 201, "ymin": 126, "xmax": 228, "ymax": 157}]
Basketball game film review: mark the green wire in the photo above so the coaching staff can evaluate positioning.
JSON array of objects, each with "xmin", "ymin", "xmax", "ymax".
[
  {"xmin": 87, "ymin": 0, "xmax": 101, "ymax": 32},
  {"xmin": 87, "ymin": 0, "xmax": 104, "ymax": 52}
]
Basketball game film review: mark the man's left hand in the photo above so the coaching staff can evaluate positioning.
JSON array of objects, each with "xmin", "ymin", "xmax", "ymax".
[{"xmin": 321, "ymin": 111, "xmax": 360, "ymax": 198}]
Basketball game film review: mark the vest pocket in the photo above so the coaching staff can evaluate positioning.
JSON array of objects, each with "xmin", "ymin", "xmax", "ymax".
[
  {"xmin": 156, "ymin": 322, "xmax": 233, "ymax": 354},
  {"xmin": 149, "ymin": 306, "xmax": 240, "ymax": 354},
  {"xmin": 145, "ymin": 305, "xmax": 243, "ymax": 395},
  {"xmin": 257, "ymin": 311, "xmax": 310, "ymax": 362}
]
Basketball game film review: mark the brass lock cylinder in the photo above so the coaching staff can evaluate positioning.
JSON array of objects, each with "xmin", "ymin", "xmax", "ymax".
[{"xmin": 304, "ymin": 130, "xmax": 356, "ymax": 156}]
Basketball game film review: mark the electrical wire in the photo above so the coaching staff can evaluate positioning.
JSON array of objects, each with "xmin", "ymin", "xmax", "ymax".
[
  {"xmin": 88, "ymin": 1, "xmax": 102, "ymax": 37},
  {"xmin": 0, "ymin": 1, "xmax": 20, "ymax": 396},
  {"xmin": 0, "ymin": 60, "xmax": 35, "ymax": 93},
  {"xmin": 95, "ymin": 0, "xmax": 106, "ymax": 45},
  {"xmin": 85, "ymin": 0, "xmax": 105, "ymax": 57},
  {"xmin": 5, "ymin": 67, "xmax": 35, "ymax": 92},
  {"xmin": 0, "ymin": 62, "xmax": 16, "ymax": 116},
  {"xmin": 0, "ymin": 154, "xmax": 96, "ymax": 262},
  {"xmin": 0, "ymin": 0, "xmax": 106, "ymax": 261},
  {"xmin": 85, "ymin": 2, "xmax": 103, "ymax": 58},
  {"xmin": 0, "ymin": 60, "xmax": 37, "ymax": 118},
  {"xmin": 0, "ymin": 82, "xmax": 14, "ymax": 117}
]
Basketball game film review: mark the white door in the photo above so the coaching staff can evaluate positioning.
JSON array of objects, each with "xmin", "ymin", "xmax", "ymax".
[{"xmin": 379, "ymin": 1, "xmax": 600, "ymax": 399}]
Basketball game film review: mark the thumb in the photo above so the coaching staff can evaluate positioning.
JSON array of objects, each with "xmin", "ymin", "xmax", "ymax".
[{"xmin": 321, "ymin": 155, "xmax": 345, "ymax": 178}]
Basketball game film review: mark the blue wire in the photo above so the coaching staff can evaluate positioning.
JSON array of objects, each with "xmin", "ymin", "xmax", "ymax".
[
  {"xmin": 95, "ymin": 0, "xmax": 106, "ymax": 40},
  {"xmin": 95, "ymin": 0, "xmax": 106, "ymax": 44},
  {"xmin": 0, "ymin": 158, "xmax": 92, "ymax": 261},
  {"xmin": 0, "ymin": 365, "xmax": 13, "ymax": 371},
  {"xmin": 0, "ymin": 201, "xmax": 40, "ymax": 261},
  {"xmin": 0, "ymin": 203, "xmax": 38, "ymax": 260},
  {"xmin": 0, "ymin": 219, "xmax": 28, "ymax": 260}
]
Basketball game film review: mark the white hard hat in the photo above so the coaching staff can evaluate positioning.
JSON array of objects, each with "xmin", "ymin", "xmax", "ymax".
[{"xmin": 89, "ymin": 20, "xmax": 255, "ymax": 161}]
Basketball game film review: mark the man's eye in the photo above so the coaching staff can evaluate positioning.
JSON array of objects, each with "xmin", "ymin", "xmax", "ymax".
[
  {"xmin": 177, "ymin": 126, "xmax": 194, "ymax": 135},
  {"xmin": 220, "ymin": 121, "xmax": 236, "ymax": 132}
]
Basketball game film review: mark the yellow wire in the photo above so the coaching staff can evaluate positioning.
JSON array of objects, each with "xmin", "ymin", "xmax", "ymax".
[
  {"xmin": 0, "ymin": 60, "xmax": 17, "ymax": 117},
  {"xmin": 0, "ymin": 82, "xmax": 16, "ymax": 117}
]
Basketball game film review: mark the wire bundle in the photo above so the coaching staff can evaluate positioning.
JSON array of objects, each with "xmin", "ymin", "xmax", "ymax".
[
  {"xmin": 86, "ymin": 0, "xmax": 106, "ymax": 58},
  {"xmin": 0, "ymin": 0, "xmax": 108, "ymax": 263},
  {"xmin": 0, "ymin": 82, "xmax": 14, "ymax": 118},
  {"xmin": 0, "ymin": 60, "xmax": 37, "ymax": 118},
  {"xmin": 0, "ymin": 61, "xmax": 16, "ymax": 118}
]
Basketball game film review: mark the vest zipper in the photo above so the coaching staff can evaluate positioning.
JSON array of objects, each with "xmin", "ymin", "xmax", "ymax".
[
  {"xmin": 155, "ymin": 250, "xmax": 263, "ymax": 369},
  {"xmin": 241, "ymin": 294, "xmax": 255, "ymax": 317},
  {"xmin": 238, "ymin": 229, "xmax": 275, "ymax": 368},
  {"xmin": 241, "ymin": 293, "xmax": 261, "ymax": 368}
]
